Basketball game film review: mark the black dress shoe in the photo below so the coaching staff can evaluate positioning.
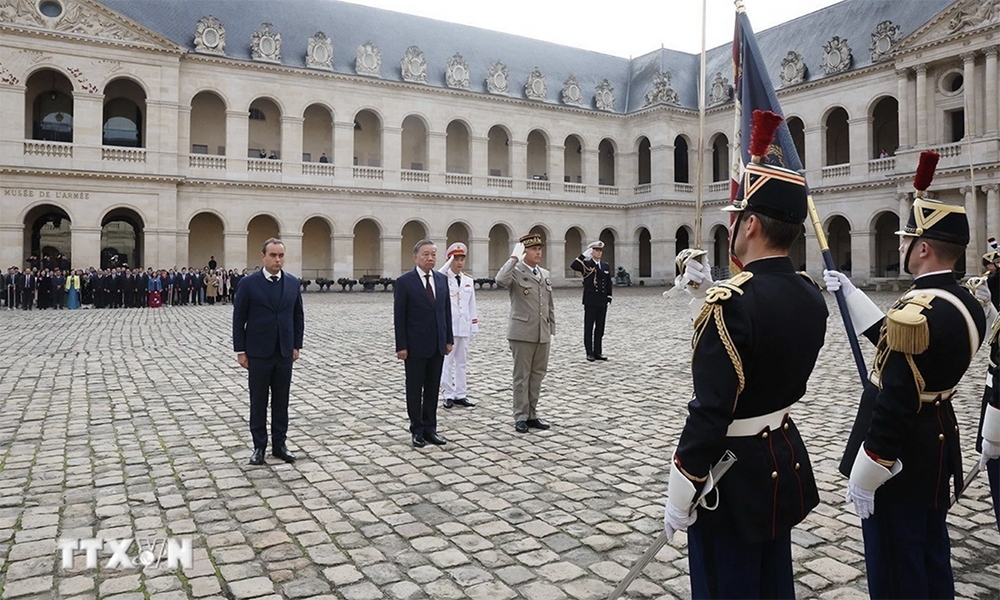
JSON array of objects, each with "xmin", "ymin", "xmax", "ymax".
[
  {"xmin": 412, "ymin": 434, "xmax": 426, "ymax": 448},
  {"xmin": 526, "ymin": 418, "xmax": 551, "ymax": 430},
  {"xmin": 272, "ymin": 446, "xmax": 296, "ymax": 463},
  {"xmin": 443, "ymin": 398, "xmax": 454, "ymax": 409},
  {"xmin": 586, "ymin": 354, "xmax": 596, "ymax": 362},
  {"xmin": 515, "ymin": 421, "xmax": 529, "ymax": 433},
  {"xmin": 595, "ymin": 355, "xmax": 608, "ymax": 361},
  {"xmin": 425, "ymin": 432, "xmax": 447, "ymax": 445},
  {"xmin": 453, "ymin": 398, "xmax": 476, "ymax": 407},
  {"xmin": 249, "ymin": 448, "xmax": 265, "ymax": 465}
]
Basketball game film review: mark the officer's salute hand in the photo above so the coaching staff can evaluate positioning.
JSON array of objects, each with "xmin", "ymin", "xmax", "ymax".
[
  {"xmin": 583, "ymin": 248, "xmax": 593, "ymax": 260},
  {"xmin": 823, "ymin": 269, "xmax": 856, "ymax": 297},
  {"xmin": 510, "ymin": 242, "xmax": 525, "ymax": 263}
]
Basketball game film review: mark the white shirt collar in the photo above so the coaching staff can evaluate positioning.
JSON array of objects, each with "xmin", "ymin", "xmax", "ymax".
[
  {"xmin": 416, "ymin": 266, "xmax": 433, "ymax": 279},
  {"xmin": 915, "ymin": 269, "xmax": 953, "ymax": 280},
  {"xmin": 265, "ymin": 269, "xmax": 282, "ymax": 281}
]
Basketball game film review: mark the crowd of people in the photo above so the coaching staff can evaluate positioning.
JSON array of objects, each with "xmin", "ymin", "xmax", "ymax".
[{"xmin": 2, "ymin": 257, "xmax": 255, "ymax": 310}]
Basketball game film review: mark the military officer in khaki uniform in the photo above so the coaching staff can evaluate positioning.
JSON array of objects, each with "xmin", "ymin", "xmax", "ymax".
[{"xmin": 496, "ymin": 233, "xmax": 556, "ymax": 433}]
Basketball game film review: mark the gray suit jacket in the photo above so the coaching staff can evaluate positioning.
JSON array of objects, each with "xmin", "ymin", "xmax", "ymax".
[{"xmin": 496, "ymin": 258, "xmax": 556, "ymax": 343}]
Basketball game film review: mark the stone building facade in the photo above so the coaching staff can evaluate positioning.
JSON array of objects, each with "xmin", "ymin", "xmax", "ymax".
[{"xmin": 1, "ymin": 0, "xmax": 998, "ymax": 284}]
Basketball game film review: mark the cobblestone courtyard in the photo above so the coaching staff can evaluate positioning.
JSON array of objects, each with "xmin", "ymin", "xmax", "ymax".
[{"xmin": 0, "ymin": 286, "xmax": 997, "ymax": 600}]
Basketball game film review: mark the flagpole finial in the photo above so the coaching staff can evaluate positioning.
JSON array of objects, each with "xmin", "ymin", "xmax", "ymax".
[{"xmin": 734, "ymin": 0, "xmax": 745, "ymax": 13}]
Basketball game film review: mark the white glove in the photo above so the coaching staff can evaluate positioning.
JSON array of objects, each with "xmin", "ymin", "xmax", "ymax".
[
  {"xmin": 982, "ymin": 440, "xmax": 1000, "ymax": 470},
  {"xmin": 845, "ymin": 481, "xmax": 876, "ymax": 519},
  {"xmin": 823, "ymin": 269, "xmax": 856, "ymax": 298},
  {"xmin": 511, "ymin": 242, "xmax": 525, "ymax": 263},
  {"xmin": 975, "ymin": 282, "xmax": 992, "ymax": 306},
  {"xmin": 663, "ymin": 498, "xmax": 697, "ymax": 541},
  {"xmin": 685, "ymin": 258, "xmax": 711, "ymax": 286},
  {"xmin": 583, "ymin": 248, "xmax": 594, "ymax": 260}
]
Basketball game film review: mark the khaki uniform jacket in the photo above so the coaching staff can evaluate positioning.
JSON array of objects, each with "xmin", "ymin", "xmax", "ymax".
[{"xmin": 496, "ymin": 258, "xmax": 556, "ymax": 343}]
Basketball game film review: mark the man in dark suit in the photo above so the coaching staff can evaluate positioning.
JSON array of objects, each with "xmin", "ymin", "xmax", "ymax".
[
  {"xmin": 570, "ymin": 240, "xmax": 614, "ymax": 361},
  {"xmin": 233, "ymin": 238, "xmax": 305, "ymax": 466},
  {"xmin": 394, "ymin": 240, "xmax": 454, "ymax": 448},
  {"xmin": 21, "ymin": 269, "xmax": 35, "ymax": 310}
]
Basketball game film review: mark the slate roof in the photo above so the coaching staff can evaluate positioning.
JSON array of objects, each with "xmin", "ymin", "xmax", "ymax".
[{"xmin": 97, "ymin": 0, "xmax": 954, "ymax": 113}]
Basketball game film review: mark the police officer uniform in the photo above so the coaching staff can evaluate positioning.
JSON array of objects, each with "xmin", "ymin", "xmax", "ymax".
[
  {"xmin": 664, "ymin": 148, "xmax": 828, "ymax": 598},
  {"xmin": 496, "ymin": 233, "xmax": 555, "ymax": 434},
  {"xmin": 833, "ymin": 192, "xmax": 987, "ymax": 599},
  {"xmin": 439, "ymin": 242, "xmax": 479, "ymax": 409},
  {"xmin": 570, "ymin": 240, "xmax": 613, "ymax": 361}
]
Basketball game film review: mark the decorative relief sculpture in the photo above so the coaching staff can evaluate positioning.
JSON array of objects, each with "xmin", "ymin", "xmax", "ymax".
[
  {"xmin": 821, "ymin": 36, "xmax": 852, "ymax": 75},
  {"xmin": 709, "ymin": 72, "xmax": 731, "ymax": 105},
  {"xmin": 194, "ymin": 16, "xmax": 226, "ymax": 55},
  {"xmin": 445, "ymin": 53, "xmax": 470, "ymax": 89},
  {"xmin": 780, "ymin": 51, "xmax": 806, "ymax": 86},
  {"xmin": 1, "ymin": 0, "xmax": 146, "ymax": 42},
  {"xmin": 251, "ymin": 23, "xmax": 281, "ymax": 63},
  {"xmin": 643, "ymin": 71, "xmax": 679, "ymax": 107},
  {"xmin": 486, "ymin": 61, "xmax": 509, "ymax": 95},
  {"xmin": 306, "ymin": 32, "xmax": 332, "ymax": 70},
  {"xmin": 525, "ymin": 68, "xmax": 546, "ymax": 100},
  {"xmin": 355, "ymin": 41, "xmax": 381, "ymax": 77},
  {"xmin": 948, "ymin": 0, "xmax": 1000, "ymax": 33},
  {"xmin": 594, "ymin": 79, "xmax": 615, "ymax": 112},
  {"xmin": 870, "ymin": 20, "xmax": 901, "ymax": 62},
  {"xmin": 400, "ymin": 45, "xmax": 427, "ymax": 83},
  {"xmin": 561, "ymin": 75, "xmax": 584, "ymax": 106}
]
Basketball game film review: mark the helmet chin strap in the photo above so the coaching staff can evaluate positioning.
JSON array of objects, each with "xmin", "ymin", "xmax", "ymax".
[
  {"xmin": 729, "ymin": 211, "xmax": 747, "ymax": 263},
  {"xmin": 902, "ymin": 236, "xmax": 918, "ymax": 275}
]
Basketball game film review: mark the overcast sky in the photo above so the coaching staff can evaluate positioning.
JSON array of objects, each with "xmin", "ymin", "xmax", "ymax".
[{"xmin": 340, "ymin": 0, "xmax": 845, "ymax": 58}]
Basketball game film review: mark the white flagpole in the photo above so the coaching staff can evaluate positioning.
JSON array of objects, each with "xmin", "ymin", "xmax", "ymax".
[{"xmin": 694, "ymin": 0, "xmax": 708, "ymax": 250}]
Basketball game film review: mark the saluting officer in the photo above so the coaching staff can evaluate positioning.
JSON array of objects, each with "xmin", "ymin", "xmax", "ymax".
[
  {"xmin": 664, "ymin": 111, "xmax": 828, "ymax": 599},
  {"xmin": 824, "ymin": 151, "xmax": 987, "ymax": 599},
  {"xmin": 439, "ymin": 242, "xmax": 479, "ymax": 409},
  {"xmin": 496, "ymin": 233, "xmax": 555, "ymax": 434},
  {"xmin": 971, "ymin": 238, "xmax": 1000, "ymax": 532},
  {"xmin": 570, "ymin": 240, "xmax": 613, "ymax": 361}
]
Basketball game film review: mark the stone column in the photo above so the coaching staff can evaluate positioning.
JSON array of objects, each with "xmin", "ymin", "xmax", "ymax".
[
  {"xmin": 986, "ymin": 47, "xmax": 999, "ymax": 135},
  {"xmin": 617, "ymin": 241, "xmax": 638, "ymax": 281},
  {"xmin": 897, "ymin": 192, "xmax": 910, "ymax": 234},
  {"xmin": 550, "ymin": 144, "xmax": 565, "ymax": 193},
  {"xmin": 582, "ymin": 148, "xmax": 598, "ymax": 192},
  {"xmin": 469, "ymin": 236, "xmax": 489, "ymax": 278},
  {"xmin": 985, "ymin": 184, "xmax": 1000, "ymax": 243},
  {"xmin": 619, "ymin": 151, "xmax": 636, "ymax": 190},
  {"xmin": 803, "ymin": 231, "xmax": 823, "ymax": 278},
  {"xmin": 896, "ymin": 69, "xmax": 910, "ymax": 149},
  {"xmin": 428, "ymin": 131, "xmax": 447, "ymax": 181},
  {"xmin": 171, "ymin": 229, "xmax": 186, "ymax": 269},
  {"xmin": 225, "ymin": 109, "xmax": 249, "ymax": 173},
  {"xmin": 510, "ymin": 140, "xmax": 527, "ymax": 187},
  {"xmin": 470, "ymin": 135, "xmax": 489, "ymax": 187},
  {"xmin": 333, "ymin": 233, "xmax": 353, "ymax": 278},
  {"xmin": 915, "ymin": 65, "xmax": 928, "ymax": 146},
  {"xmin": 547, "ymin": 238, "xmax": 566, "ymax": 284},
  {"xmin": 650, "ymin": 239, "xmax": 673, "ymax": 281},
  {"xmin": 282, "ymin": 232, "xmax": 303, "ymax": 277},
  {"xmin": 382, "ymin": 126, "xmax": 401, "ymax": 184},
  {"xmin": 851, "ymin": 230, "xmax": 873, "ymax": 282},
  {"xmin": 962, "ymin": 52, "xmax": 977, "ymax": 137},
  {"xmin": 73, "ymin": 92, "xmax": 104, "ymax": 165},
  {"xmin": 804, "ymin": 125, "xmax": 824, "ymax": 180},
  {"xmin": 849, "ymin": 117, "xmax": 870, "ymax": 166},
  {"xmin": 177, "ymin": 105, "xmax": 192, "ymax": 173},
  {"xmin": 963, "ymin": 185, "xmax": 980, "ymax": 272},
  {"xmin": 650, "ymin": 142, "xmax": 671, "ymax": 193},
  {"xmin": 382, "ymin": 234, "xmax": 402, "ymax": 276},
  {"xmin": 280, "ymin": 115, "xmax": 303, "ymax": 165},
  {"xmin": 333, "ymin": 121, "xmax": 355, "ymax": 178},
  {"xmin": 71, "ymin": 226, "xmax": 102, "ymax": 271},
  {"xmin": 224, "ymin": 230, "xmax": 248, "ymax": 271}
]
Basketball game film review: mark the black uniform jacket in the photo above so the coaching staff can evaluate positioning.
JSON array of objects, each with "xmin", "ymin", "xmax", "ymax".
[
  {"xmin": 839, "ymin": 272, "xmax": 986, "ymax": 509},
  {"xmin": 676, "ymin": 256, "xmax": 828, "ymax": 543},
  {"xmin": 570, "ymin": 255, "xmax": 613, "ymax": 306}
]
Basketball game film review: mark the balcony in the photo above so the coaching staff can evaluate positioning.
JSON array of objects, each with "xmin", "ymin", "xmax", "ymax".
[
  {"xmin": 487, "ymin": 176, "xmax": 513, "ymax": 189},
  {"xmin": 821, "ymin": 164, "xmax": 850, "ymax": 178},
  {"xmin": 598, "ymin": 185, "xmax": 619, "ymax": 197},
  {"xmin": 708, "ymin": 181, "xmax": 729, "ymax": 193},
  {"xmin": 400, "ymin": 169, "xmax": 430, "ymax": 183},
  {"xmin": 868, "ymin": 157, "xmax": 895, "ymax": 173},
  {"xmin": 189, "ymin": 155, "xmax": 226, "ymax": 169},
  {"xmin": 353, "ymin": 166, "xmax": 383, "ymax": 180},
  {"xmin": 248, "ymin": 158, "xmax": 282, "ymax": 173},
  {"xmin": 673, "ymin": 183, "xmax": 693, "ymax": 193},
  {"xmin": 102, "ymin": 147, "xmax": 146, "ymax": 162},
  {"xmin": 445, "ymin": 173, "xmax": 472, "ymax": 186},
  {"xmin": 527, "ymin": 179, "xmax": 551, "ymax": 192},
  {"xmin": 634, "ymin": 183, "xmax": 652, "ymax": 194},
  {"xmin": 24, "ymin": 140, "xmax": 73, "ymax": 157},
  {"xmin": 929, "ymin": 142, "xmax": 962, "ymax": 158},
  {"xmin": 302, "ymin": 163, "xmax": 334, "ymax": 176},
  {"xmin": 564, "ymin": 183, "xmax": 586, "ymax": 194}
]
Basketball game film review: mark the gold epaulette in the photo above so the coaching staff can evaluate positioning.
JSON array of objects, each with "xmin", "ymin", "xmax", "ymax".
[
  {"xmin": 989, "ymin": 312, "xmax": 1000, "ymax": 346},
  {"xmin": 884, "ymin": 292, "xmax": 933, "ymax": 355},
  {"xmin": 692, "ymin": 271, "xmax": 753, "ymax": 397},
  {"xmin": 797, "ymin": 271, "xmax": 822, "ymax": 290}
]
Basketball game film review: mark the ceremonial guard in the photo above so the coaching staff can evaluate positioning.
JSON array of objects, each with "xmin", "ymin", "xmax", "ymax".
[
  {"xmin": 824, "ymin": 151, "xmax": 987, "ymax": 599},
  {"xmin": 570, "ymin": 240, "xmax": 613, "ymax": 361},
  {"xmin": 496, "ymin": 233, "xmax": 555, "ymax": 434},
  {"xmin": 439, "ymin": 242, "xmax": 479, "ymax": 409},
  {"xmin": 974, "ymin": 238, "xmax": 1000, "ymax": 531},
  {"xmin": 664, "ymin": 112, "xmax": 828, "ymax": 598}
]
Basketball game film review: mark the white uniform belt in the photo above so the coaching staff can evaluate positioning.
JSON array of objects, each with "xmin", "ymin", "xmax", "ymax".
[
  {"xmin": 727, "ymin": 408, "xmax": 789, "ymax": 437},
  {"xmin": 868, "ymin": 373, "xmax": 954, "ymax": 402}
]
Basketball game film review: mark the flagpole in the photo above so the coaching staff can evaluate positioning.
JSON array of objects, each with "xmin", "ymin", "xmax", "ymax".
[{"xmin": 694, "ymin": 0, "xmax": 708, "ymax": 249}]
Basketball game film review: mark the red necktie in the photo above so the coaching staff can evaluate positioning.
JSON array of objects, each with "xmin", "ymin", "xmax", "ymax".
[{"xmin": 424, "ymin": 273, "xmax": 435, "ymax": 303}]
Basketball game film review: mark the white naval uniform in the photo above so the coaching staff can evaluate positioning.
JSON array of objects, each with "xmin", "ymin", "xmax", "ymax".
[{"xmin": 441, "ymin": 271, "xmax": 479, "ymax": 400}]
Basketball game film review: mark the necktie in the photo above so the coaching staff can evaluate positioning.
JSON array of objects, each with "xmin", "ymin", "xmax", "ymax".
[
  {"xmin": 270, "ymin": 275, "xmax": 278, "ymax": 283},
  {"xmin": 455, "ymin": 273, "xmax": 461, "ymax": 286},
  {"xmin": 532, "ymin": 268, "xmax": 538, "ymax": 276},
  {"xmin": 424, "ymin": 273, "xmax": 435, "ymax": 303}
]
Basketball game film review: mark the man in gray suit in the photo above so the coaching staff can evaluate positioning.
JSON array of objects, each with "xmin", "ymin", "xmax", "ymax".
[{"xmin": 496, "ymin": 233, "xmax": 556, "ymax": 433}]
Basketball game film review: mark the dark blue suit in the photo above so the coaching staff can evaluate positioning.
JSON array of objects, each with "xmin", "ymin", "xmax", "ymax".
[
  {"xmin": 394, "ymin": 268, "xmax": 453, "ymax": 436},
  {"xmin": 233, "ymin": 269, "xmax": 305, "ymax": 450}
]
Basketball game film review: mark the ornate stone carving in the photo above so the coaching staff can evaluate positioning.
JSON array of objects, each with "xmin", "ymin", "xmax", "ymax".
[
  {"xmin": 0, "ymin": 0, "xmax": 147, "ymax": 42},
  {"xmin": 780, "ymin": 51, "xmax": 806, "ymax": 86},
  {"xmin": 194, "ymin": 16, "xmax": 225, "ymax": 55},
  {"xmin": 643, "ymin": 71, "xmax": 679, "ymax": 107},
  {"xmin": 400, "ymin": 45, "xmax": 427, "ymax": 83},
  {"xmin": 948, "ymin": 0, "xmax": 1000, "ymax": 33},
  {"xmin": 821, "ymin": 36, "xmax": 852, "ymax": 75},
  {"xmin": 525, "ymin": 68, "xmax": 546, "ymax": 100},
  {"xmin": 66, "ymin": 66, "xmax": 97, "ymax": 93},
  {"xmin": 306, "ymin": 32, "xmax": 332, "ymax": 70},
  {"xmin": 0, "ymin": 61, "xmax": 18, "ymax": 85},
  {"xmin": 870, "ymin": 20, "xmax": 901, "ymax": 62},
  {"xmin": 485, "ymin": 61, "xmax": 509, "ymax": 95},
  {"xmin": 709, "ymin": 72, "xmax": 731, "ymax": 105},
  {"xmin": 355, "ymin": 41, "xmax": 381, "ymax": 77},
  {"xmin": 251, "ymin": 23, "xmax": 281, "ymax": 63},
  {"xmin": 594, "ymin": 79, "xmax": 615, "ymax": 112},
  {"xmin": 561, "ymin": 75, "xmax": 584, "ymax": 106},
  {"xmin": 445, "ymin": 53, "xmax": 469, "ymax": 89}
]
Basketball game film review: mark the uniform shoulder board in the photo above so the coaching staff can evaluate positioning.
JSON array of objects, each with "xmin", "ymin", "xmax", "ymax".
[
  {"xmin": 705, "ymin": 271, "xmax": 754, "ymax": 305},
  {"xmin": 797, "ymin": 271, "xmax": 822, "ymax": 290},
  {"xmin": 885, "ymin": 292, "xmax": 933, "ymax": 354}
]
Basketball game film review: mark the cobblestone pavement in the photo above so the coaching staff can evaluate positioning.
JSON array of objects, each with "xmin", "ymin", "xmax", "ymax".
[{"xmin": 0, "ymin": 286, "xmax": 997, "ymax": 600}]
